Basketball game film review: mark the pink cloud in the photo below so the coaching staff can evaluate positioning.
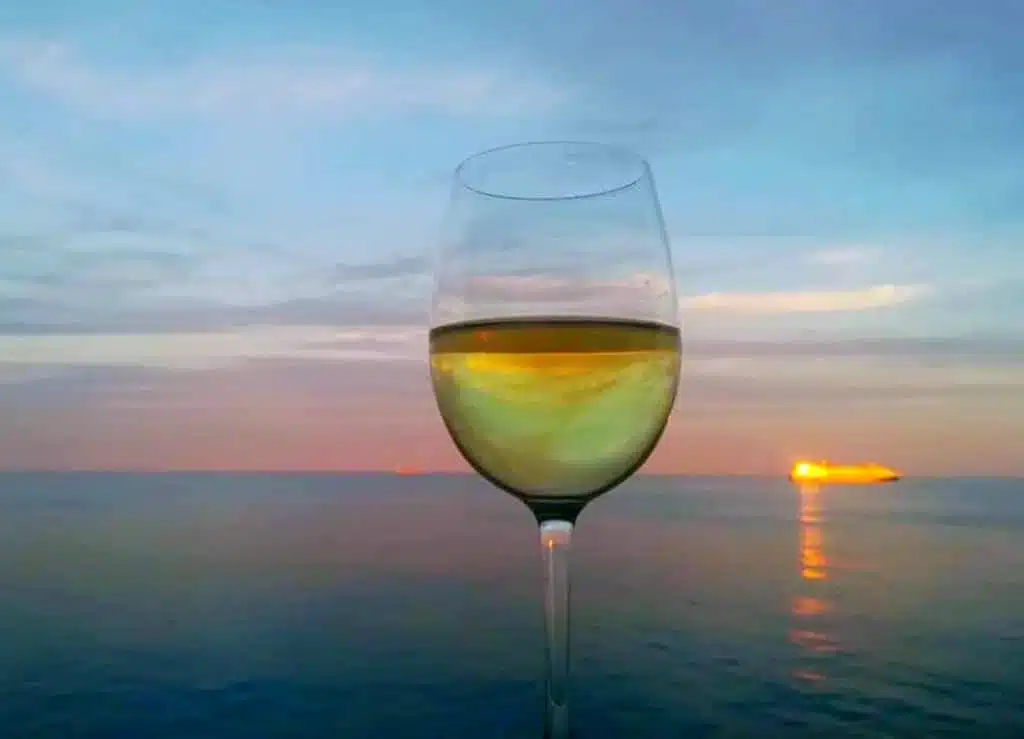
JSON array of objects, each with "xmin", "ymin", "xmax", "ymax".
[{"xmin": 684, "ymin": 284, "xmax": 931, "ymax": 314}]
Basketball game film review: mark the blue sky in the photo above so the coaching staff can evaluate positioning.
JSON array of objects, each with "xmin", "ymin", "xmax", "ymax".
[{"xmin": 0, "ymin": 0, "xmax": 1021, "ymax": 474}]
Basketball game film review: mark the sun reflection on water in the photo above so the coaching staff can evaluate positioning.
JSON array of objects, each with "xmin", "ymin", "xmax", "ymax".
[{"xmin": 790, "ymin": 483, "xmax": 840, "ymax": 684}]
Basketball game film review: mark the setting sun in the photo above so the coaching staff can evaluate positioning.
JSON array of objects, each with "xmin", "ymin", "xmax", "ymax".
[{"xmin": 790, "ymin": 460, "xmax": 901, "ymax": 485}]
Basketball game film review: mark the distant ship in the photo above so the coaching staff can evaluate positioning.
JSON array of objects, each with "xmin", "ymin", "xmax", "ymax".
[{"xmin": 790, "ymin": 460, "xmax": 901, "ymax": 485}]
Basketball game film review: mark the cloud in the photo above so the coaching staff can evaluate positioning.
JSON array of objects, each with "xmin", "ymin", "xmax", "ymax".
[
  {"xmin": 684, "ymin": 335, "xmax": 1024, "ymax": 364},
  {"xmin": 418, "ymin": 270, "xmax": 946, "ymax": 328},
  {"xmin": 0, "ymin": 38, "xmax": 566, "ymax": 122},
  {"xmin": 453, "ymin": 274, "xmax": 670, "ymax": 300},
  {"xmin": 0, "ymin": 236, "xmax": 347, "ymax": 334},
  {"xmin": 0, "ymin": 325, "xmax": 424, "ymax": 373},
  {"xmin": 0, "ymin": 275, "xmax": 433, "ymax": 335},
  {"xmin": 433, "ymin": 273, "xmax": 677, "ymax": 325},
  {"xmin": 2, "ymin": 331, "xmax": 1020, "ymax": 422},
  {"xmin": 676, "ymin": 371, "xmax": 1024, "ymax": 417},
  {"xmin": 0, "ymin": 129, "xmax": 261, "ymax": 326},
  {"xmin": 806, "ymin": 247, "xmax": 879, "ymax": 266},
  {"xmin": 0, "ymin": 33, "xmax": 543, "ymax": 339},
  {"xmin": 334, "ymin": 254, "xmax": 431, "ymax": 282},
  {"xmin": 684, "ymin": 284, "xmax": 931, "ymax": 314},
  {"xmin": 439, "ymin": 275, "xmax": 929, "ymax": 316}
]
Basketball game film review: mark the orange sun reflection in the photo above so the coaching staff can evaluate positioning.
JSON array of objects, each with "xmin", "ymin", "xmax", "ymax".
[
  {"xmin": 798, "ymin": 484, "xmax": 828, "ymax": 581},
  {"xmin": 789, "ymin": 482, "xmax": 837, "ymax": 684}
]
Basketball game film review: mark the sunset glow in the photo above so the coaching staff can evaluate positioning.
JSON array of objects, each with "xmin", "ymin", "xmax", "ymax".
[{"xmin": 0, "ymin": 3, "xmax": 1022, "ymax": 476}]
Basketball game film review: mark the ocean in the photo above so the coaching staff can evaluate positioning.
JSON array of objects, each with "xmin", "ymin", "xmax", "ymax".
[{"xmin": 0, "ymin": 473, "xmax": 1021, "ymax": 738}]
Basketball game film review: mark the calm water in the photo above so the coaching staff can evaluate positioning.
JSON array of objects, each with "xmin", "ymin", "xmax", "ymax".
[{"xmin": 0, "ymin": 474, "xmax": 1022, "ymax": 738}]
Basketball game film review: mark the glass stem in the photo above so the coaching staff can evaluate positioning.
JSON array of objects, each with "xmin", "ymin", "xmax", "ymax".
[{"xmin": 540, "ymin": 519, "xmax": 574, "ymax": 739}]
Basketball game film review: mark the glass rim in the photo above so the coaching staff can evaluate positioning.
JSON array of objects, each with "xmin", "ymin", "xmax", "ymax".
[{"xmin": 453, "ymin": 140, "xmax": 649, "ymax": 202}]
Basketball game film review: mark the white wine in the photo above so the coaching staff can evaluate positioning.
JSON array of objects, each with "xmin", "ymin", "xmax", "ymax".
[{"xmin": 429, "ymin": 317, "xmax": 680, "ymax": 504}]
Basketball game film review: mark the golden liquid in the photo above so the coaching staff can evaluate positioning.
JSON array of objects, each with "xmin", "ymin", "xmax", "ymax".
[{"xmin": 429, "ymin": 318, "xmax": 681, "ymax": 500}]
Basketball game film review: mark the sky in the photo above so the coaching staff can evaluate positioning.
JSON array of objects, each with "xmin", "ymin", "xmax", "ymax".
[{"xmin": 0, "ymin": 0, "xmax": 1022, "ymax": 476}]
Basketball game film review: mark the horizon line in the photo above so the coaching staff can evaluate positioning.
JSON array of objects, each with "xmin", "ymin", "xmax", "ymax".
[{"xmin": 0, "ymin": 469, "xmax": 1018, "ymax": 480}]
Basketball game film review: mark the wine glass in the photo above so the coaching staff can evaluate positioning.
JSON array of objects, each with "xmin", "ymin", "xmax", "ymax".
[{"xmin": 428, "ymin": 141, "xmax": 681, "ymax": 738}]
